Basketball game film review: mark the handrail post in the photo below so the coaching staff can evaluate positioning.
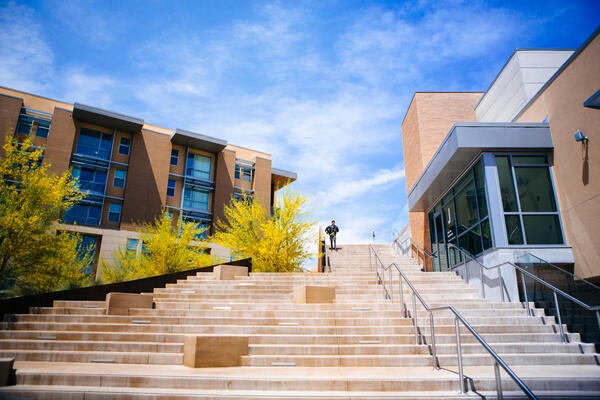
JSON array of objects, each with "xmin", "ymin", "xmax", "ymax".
[
  {"xmin": 553, "ymin": 291, "xmax": 566, "ymax": 343},
  {"xmin": 430, "ymin": 312, "xmax": 438, "ymax": 369},
  {"xmin": 520, "ymin": 271, "xmax": 532, "ymax": 317},
  {"xmin": 494, "ymin": 362, "xmax": 504, "ymax": 400},
  {"xmin": 399, "ymin": 275, "xmax": 405, "ymax": 316},
  {"xmin": 413, "ymin": 293, "xmax": 419, "ymax": 345},
  {"xmin": 455, "ymin": 316, "xmax": 466, "ymax": 394},
  {"xmin": 480, "ymin": 264, "xmax": 485, "ymax": 299},
  {"xmin": 389, "ymin": 269, "xmax": 393, "ymax": 302},
  {"xmin": 499, "ymin": 267, "xmax": 505, "ymax": 302}
]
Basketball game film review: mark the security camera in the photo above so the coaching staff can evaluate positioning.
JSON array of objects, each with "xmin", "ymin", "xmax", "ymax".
[{"xmin": 574, "ymin": 130, "xmax": 589, "ymax": 142}]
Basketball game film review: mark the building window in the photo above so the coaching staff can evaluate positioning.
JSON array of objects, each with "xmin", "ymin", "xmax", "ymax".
[
  {"xmin": 428, "ymin": 160, "xmax": 491, "ymax": 270},
  {"xmin": 118, "ymin": 137, "xmax": 131, "ymax": 156},
  {"xmin": 167, "ymin": 179, "xmax": 176, "ymax": 197},
  {"xmin": 182, "ymin": 218, "xmax": 209, "ymax": 240},
  {"xmin": 16, "ymin": 110, "xmax": 51, "ymax": 138},
  {"xmin": 72, "ymin": 165, "xmax": 107, "ymax": 195},
  {"xmin": 77, "ymin": 234, "xmax": 98, "ymax": 277},
  {"xmin": 186, "ymin": 153, "xmax": 211, "ymax": 180},
  {"xmin": 108, "ymin": 203, "xmax": 122, "ymax": 223},
  {"xmin": 113, "ymin": 169, "xmax": 126, "ymax": 188},
  {"xmin": 63, "ymin": 203, "xmax": 102, "ymax": 226},
  {"xmin": 496, "ymin": 154, "xmax": 563, "ymax": 245},
  {"xmin": 183, "ymin": 187, "xmax": 209, "ymax": 211},
  {"xmin": 76, "ymin": 127, "xmax": 113, "ymax": 160},
  {"xmin": 126, "ymin": 238, "xmax": 139, "ymax": 255},
  {"xmin": 170, "ymin": 149, "xmax": 179, "ymax": 166},
  {"xmin": 235, "ymin": 164, "xmax": 253, "ymax": 182}
]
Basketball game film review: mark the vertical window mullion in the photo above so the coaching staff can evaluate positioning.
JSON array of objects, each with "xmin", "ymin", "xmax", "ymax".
[{"xmin": 508, "ymin": 155, "xmax": 527, "ymax": 245}]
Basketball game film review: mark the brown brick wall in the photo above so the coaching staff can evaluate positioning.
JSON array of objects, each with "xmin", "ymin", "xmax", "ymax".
[
  {"xmin": 254, "ymin": 157, "xmax": 272, "ymax": 211},
  {"xmin": 121, "ymin": 129, "xmax": 172, "ymax": 230},
  {"xmin": 0, "ymin": 94, "xmax": 23, "ymax": 157},
  {"xmin": 401, "ymin": 92, "xmax": 482, "ymax": 252},
  {"xmin": 213, "ymin": 149, "xmax": 236, "ymax": 231},
  {"xmin": 44, "ymin": 107, "xmax": 76, "ymax": 174},
  {"xmin": 516, "ymin": 33, "xmax": 600, "ymax": 279}
]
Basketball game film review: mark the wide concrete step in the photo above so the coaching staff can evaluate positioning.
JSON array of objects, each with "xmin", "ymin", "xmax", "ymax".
[
  {"xmin": 0, "ymin": 349, "xmax": 181, "ymax": 364},
  {"xmin": 11, "ymin": 314, "xmax": 414, "ymax": 327},
  {"xmin": 436, "ymin": 353, "xmax": 599, "ymax": 366},
  {"xmin": 248, "ymin": 344, "xmax": 430, "ymax": 356},
  {"xmin": 129, "ymin": 309, "xmax": 406, "ymax": 318},
  {"xmin": 432, "ymin": 342, "xmax": 595, "ymax": 355},
  {"xmin": 0, "ymin": 330, "xmax": 185, "ymax": 343},
  {"xmin": 4, "ymin": 362, "xmax": 600, "ymax": 395},
  {"xmin": 241, "ymin": 354, "xmax": 435, "ymax": 367},
  {"xmin": 0, "ymin": 339, "xmax": 181, "ymax": 353},
  {"xmin": 7, "ymin": 322, "xmax": 419, "ymax": 335}
]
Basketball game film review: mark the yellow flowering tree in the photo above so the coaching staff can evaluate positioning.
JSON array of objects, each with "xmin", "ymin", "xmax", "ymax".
[
  {"xmin": 211, "ymin": 190, "xmax": 313, "ymax": 272},
  {"xmin": 0, "ymin": 135, "xmax": 91, "ymax": 296},
  {"xmin": 103, "ymin": 212, "xmax": 214, "ymax": 282}
]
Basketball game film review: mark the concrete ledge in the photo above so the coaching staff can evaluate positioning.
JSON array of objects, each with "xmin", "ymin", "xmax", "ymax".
[
  {"xmin": 183, "ymin": 336, "xmax": 249, "ymax": 367},
  {"xmin": 0, "ymin": 357, "xmax": 14, "ymax": 386},
  {"xmin": 213, "ymin": 265, "xmax": 248, "ymax": 280},
  {"xmin": 293, "ymin": 285, "xmax": 335, "ymax": 303},
  {"xmin": 106, "ymin": 292, "xmax": 154, "ymax": 315}
]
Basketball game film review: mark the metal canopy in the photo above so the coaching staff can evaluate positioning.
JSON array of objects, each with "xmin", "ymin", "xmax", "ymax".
[
  {"xmin": 583, "ymin": 89, "xmax": 600, "ymax": 109},
  {"xmin": 171, "ymin": 128, "xmax": 227, "ymax": 153},
  {"xmin": 407, "ymin": 123, "xmax": 553, "ymax": 212},
  {"xmin": 73, "ymin": 103, "xmax": 144, "ymax": 133},
  {"xmin": 271, "ymin": 167, "xmax": 297, "ymax": 190}
]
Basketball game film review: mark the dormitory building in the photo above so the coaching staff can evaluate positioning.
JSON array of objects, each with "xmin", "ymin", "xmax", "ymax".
[{"xmin": 0, "ymin": 87, "xmax": 296, "ymax": 277}]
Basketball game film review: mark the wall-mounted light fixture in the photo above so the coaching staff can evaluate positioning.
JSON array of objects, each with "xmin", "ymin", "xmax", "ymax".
[{"xmin": 574, "ymin": 130, "xmax": 589, "ymax": 142}]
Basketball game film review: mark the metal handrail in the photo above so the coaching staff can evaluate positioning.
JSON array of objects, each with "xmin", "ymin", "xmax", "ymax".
[
  {"xmin": 517, "ymin": 253, "xmax": 600, "ymax": 291},
  {"xmin": 369, "ymin": 244, "xmax": 537, "ymax": 399},
  {"xmin": 392, "ymin": 235, "xmax": 435, "ymax": 270},
  {"xmin": 446, "ymin": 243, "xmax": 600, "ymax": 343}
]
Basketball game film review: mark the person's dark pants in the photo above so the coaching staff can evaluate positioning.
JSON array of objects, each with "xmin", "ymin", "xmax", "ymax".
[{"xmin": 329, "ymin": 235, "xmax": 336, "ymax": 249}]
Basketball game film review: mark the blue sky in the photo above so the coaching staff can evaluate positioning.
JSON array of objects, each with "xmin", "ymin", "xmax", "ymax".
[{"xmin": 1, "ymin": 0, "xmax": 598, "ymax": 246}]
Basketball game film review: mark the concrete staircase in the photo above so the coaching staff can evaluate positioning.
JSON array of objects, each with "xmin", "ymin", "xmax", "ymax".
[{"xmin": 0, "ymin": 244, "xmax": 598, "ymax": 399}]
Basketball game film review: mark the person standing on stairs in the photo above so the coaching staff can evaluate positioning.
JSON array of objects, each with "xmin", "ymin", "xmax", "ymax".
[{"xmin": 325, "ymin": 220, "xmax": 339, "ymax": 250}]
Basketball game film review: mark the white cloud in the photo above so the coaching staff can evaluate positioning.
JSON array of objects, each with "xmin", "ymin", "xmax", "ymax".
[
  {"xmin": 51, "ymin": 2, "xmax": 121, "ymax": 48},
  {"xmin": 316, "ymin": 165, "xmax": 405, "ymax": 207},
  {"xmin": 0, "ymin": 3, "xmax": 54, "ymax": 93},
  {"xmin": 337, "ymin": 3, "xmax": 518, "ymax": 87},
  {"xmin": 62, "ymin": 70, "xmax": 119, "ymax": 109}
]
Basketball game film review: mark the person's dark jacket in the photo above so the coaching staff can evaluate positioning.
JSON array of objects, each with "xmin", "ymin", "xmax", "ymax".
[{"xmin": 325, "ymin": 225, "xmax": 339, "ymax": 236}]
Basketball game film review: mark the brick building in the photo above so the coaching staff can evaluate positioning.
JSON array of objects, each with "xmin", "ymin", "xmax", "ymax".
[{"xmin": 0, "ymin": 87, "xmax": 296, "ymax": 276}]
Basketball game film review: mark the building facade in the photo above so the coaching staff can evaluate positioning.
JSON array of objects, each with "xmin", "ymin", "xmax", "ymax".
[
  {"xmin": 0, "ymin": 87, "xmax": 296, "ymax": 276},
  {"xmin": 401, "ymin": 28, "xmax": 600, "ymax": 287}
]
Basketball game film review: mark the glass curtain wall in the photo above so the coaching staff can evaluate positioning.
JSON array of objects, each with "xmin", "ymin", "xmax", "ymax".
[
  {"xmin": 496, "ymin": 155, "xmax": 563, "ymax": 245},
  {"xmin": 428, "ymin": 159, "xmax": 492, "ymax": 271}
]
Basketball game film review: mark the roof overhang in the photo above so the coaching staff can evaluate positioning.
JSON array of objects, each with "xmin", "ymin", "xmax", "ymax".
[
  {"xmin": 583, "ymin": 89, "xmax": 600, "ymax": 109},
  {"xmin": 408, "ymin": 123, "xmax": 553, "ymax": 212},
  {"xmin": 271, "ymin": 167, "xmax": 297, "ymax": 190},
  {"xmin": 73, "ymin": 103, "xmax": 144, "ymax": 133},
  {"xmin": 171, "ymin": 128, "xmax": 227, "ymax": 153}
]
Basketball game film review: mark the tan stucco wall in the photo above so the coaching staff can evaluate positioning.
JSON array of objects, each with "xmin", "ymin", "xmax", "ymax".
[
  {"xmin": 401, "ymin": 92, "xmax": 482, "ymax": 256},
  {"xmin": 516, "ymin": 33, "xmax": 600, "ymax": 279}
]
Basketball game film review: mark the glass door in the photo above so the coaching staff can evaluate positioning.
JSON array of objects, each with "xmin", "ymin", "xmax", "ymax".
[{"xmin": 430, "ymin": 211, "xmax": 449, "ymax": 271}]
